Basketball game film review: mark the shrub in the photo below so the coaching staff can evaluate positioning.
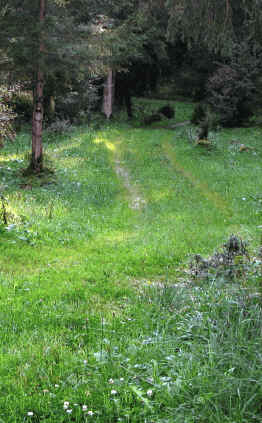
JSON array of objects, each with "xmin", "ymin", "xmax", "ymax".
[
  {"xmin": 142, "ymin": 104, "xmax": 175, "ymax": 126},
  {"xmin": 55, "ymin": 79, "xmax": 99, "ymax": 123},
  {"xmin": 158, "ymin": 105, "xmax": 175, "ymax": 119},
  {"xmin": 207, "ymin": 42, "xmax": 261, "ymax": 127},
  {"xmin": 45, "ymin": 119, "xmax": 74, "ymax": 135},
  {"xmin": 144, "ymin": 113, "xmax": 162, "ymax": 126},
  {"xmin": 191, "ymin": 103, "xmax": 220, "ymax": 135},
  {"xmin": 191, "ymin": 103, "xmax": 207, "ymax": 125},
  {"xmin": 189, "ymin": 234, "xmax": 250, "ymax": 281}
]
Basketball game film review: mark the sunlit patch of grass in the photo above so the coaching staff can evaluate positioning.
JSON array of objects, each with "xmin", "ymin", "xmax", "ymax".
[{"xmin": 94, "ymin": 136, "xmax": 117, "ymax": 152}]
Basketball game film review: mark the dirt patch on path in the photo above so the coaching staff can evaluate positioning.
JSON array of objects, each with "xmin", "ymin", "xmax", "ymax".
[{"xmin": 115, "ymin": 159, "xmax": 146, "ymax": 210}]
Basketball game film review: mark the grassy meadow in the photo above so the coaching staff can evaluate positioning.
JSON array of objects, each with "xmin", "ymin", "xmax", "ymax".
[{"xmin": 0, "ymin": 99, "xmax": 262, "ymax": 422}]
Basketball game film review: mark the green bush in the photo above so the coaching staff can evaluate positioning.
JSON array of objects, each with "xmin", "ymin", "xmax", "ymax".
[
  {"xmin": 191, "ymin": 103, "xmax": 207, "ymax": 125},
  {"xmin": 55, "ymin": 80, "xmax": 99, "ymax": 123},
  {"xmin": 45, "ymin": 118, "xmax": 74, "ymax": 135}
]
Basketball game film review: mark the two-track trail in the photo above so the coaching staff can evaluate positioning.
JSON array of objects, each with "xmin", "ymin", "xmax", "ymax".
[
  {"xmin": 98, "ymin": 136, "xmax": 147, "ymax": 211},
  {"xmin": 114, "ymin": 157, "xmax": 146, "ymax": 210}
]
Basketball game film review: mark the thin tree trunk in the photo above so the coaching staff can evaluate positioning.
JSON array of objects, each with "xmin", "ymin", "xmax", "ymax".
[
  {"xmin": 102, "ymin": 69, "xmax": 114, "ymax": 119},
  {"xmin": 30, "ymin": 0, "xmax": 45, "ymax": 173},
  {"xmin": 49, "ymin": 96, "xmax": 55, "ymax": 116},
  {"xmin": 31, "ymin": 68, "xmax": 44, "ymax": 172}
]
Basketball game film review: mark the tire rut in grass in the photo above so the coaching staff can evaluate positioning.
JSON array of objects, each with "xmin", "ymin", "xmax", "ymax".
[
  {"xmin": 110, "ymin": 137, "xmax": 146, "ymax": 211},
  {"xmin": 115, "ymin": 158, "xmax": 146, "ymax": 210},
  {"xmin": 162, "ymin": 141, "xmax": 232, "ymax": 218}
]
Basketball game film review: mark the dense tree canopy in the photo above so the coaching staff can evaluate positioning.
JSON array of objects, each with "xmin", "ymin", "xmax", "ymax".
[{"xmin": 166, "ymin": 0, "xmax": 262, "ymax": 52}]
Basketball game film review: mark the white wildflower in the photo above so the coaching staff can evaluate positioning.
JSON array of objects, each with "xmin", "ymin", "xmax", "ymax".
[
  {"xmin": 111, "ymin": 389, "xmax": 117, "ymax": 395},
  {"xmin": 88, "ymin": 410, "xmax": 94, "ymax": 416},
  {"xmin": 27, "ymin": 412, "xmax": 34, "ymax": 416},
  {"xmin": 63, "ymin": 401, "xmax": 70, "ymax": 409},
  {"xmin": 82, "ymin": 405, "xmax": 88, "ymax": 411},
  {"xmin": 147, "ymin": 389, "xmax": 153, "ymax": 397},
  {"xmin": 108, "ymin": 378, "xmax": 114, "ymax": 384},
  {"xmin": 66, "ymin": 409, "xmax": 73, "ymax": 414}
]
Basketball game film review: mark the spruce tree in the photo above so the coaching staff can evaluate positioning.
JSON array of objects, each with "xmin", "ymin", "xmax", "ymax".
[{"xmin": 0, "ymin": 0, "xmax": 90, "ymax": 172}]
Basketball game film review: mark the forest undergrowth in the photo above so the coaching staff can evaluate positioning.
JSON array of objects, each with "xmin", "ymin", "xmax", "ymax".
[{"xmin": 0, "ymin": 99, "xmax": 262, "ymax": 422}]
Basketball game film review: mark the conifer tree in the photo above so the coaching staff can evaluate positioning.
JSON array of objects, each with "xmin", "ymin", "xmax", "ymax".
[{"xmin": 0, "ymin": 0, "xmax": 90, "ymax": 172}]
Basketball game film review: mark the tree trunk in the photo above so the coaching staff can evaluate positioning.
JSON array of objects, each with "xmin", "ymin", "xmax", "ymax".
[
  {"xmin": 102, "ymin": 69, "xmax": 114, "ymax": 119},
  {"xmin": 49, "ymin": 96, "xmax": 55, "ymax": 116},
  {"xmin": 31, "ymin": 69, "xmax": 44, "ymax": 172},
  {"xmin": 30, "ymin": 0, "xmax": 45, "ymax": 173}
]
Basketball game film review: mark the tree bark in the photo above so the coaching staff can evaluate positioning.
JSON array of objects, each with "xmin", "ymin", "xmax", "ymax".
[{"xmin": 30, "ymin": 0, "xmax": 45, "ymax": 173}]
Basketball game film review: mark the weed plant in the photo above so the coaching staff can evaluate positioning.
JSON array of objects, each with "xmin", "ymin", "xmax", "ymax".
[{"xmin": 0, "ymin": 99, "xmax": 261, "ymax": 421}]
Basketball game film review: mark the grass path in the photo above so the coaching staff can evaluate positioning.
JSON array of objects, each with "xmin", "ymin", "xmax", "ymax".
[
  {"xmin": 115, "ymin": 157, "xmax": 146, "ymax": 210},
  {"xmin": 110, "ymin": 138, "xmax": 146, "ymax": 211}
]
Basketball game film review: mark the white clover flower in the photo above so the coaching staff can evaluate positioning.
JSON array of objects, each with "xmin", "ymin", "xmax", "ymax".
[
  {"xmin": 120, "ymin": 377, "xmax": 124, "ymax": 382},
  {"xmin": 88, "ymin": 410, "xmax": 94, "ymax": 416},
  {"xmin": 66, "ymin": 409, "xmax": 73, "ymax": 414},
  {"xmin": 147, "ymin": 389, "xmax": 153, "ymax": 397},
  {"xmin": 82, "ymin": 405, "xmax": 88, "ymax": 411},
  {"xmin": 27, "ymin": 411, "xmax": 34, "ymax": 416},
  {"xmin": 54, "ymin": 384, "xmax": 59, "ymax": 388},
  {"xmin": 108, "ymin": 378, "xmax": 114, "ymax": 384},
  {"xmin": 63, "ymin": 401, "xmax": 70, "ymax": 409},
  {"xmin": 242, "ymin": 197, "xmax": 246, "ymax": 201},
  {"xmin": 111, "ymin": 389, "xmax": 117, "ymax": 395}
]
